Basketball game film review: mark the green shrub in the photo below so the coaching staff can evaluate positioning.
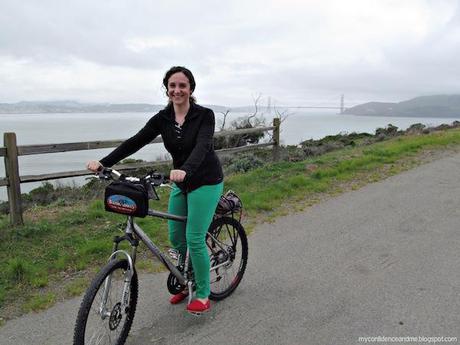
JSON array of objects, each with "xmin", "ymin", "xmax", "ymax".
[
  {"xmin": 226, "ymin": 154, "xmax": 265, "ymax": 174},
  {"xmin": 14, "ymin": 222, "xmax": 51, "ymax": 238},
  {"xmin": 0, "ymin": 287, "xmax": 5, "ymax": 307},
  {"xmin": 30, "ymin": 275, "xmax": 48, "ymax": 288},
  {"xmin": 375, "ymin": 124, "xmax": 400, "ymax": 137},
  {"xmin": 6, "ymin": 258, "xmax": 32, "ymax": 283}
]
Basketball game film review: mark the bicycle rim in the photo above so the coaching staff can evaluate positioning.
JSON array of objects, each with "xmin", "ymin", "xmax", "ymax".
[
  {"xmin": 207, "ymin": 217, "xmax": 248, "ymax": 300},
  {"xmin": 73, "ymin": 259, "xmax": 138, "ymax": 345}
]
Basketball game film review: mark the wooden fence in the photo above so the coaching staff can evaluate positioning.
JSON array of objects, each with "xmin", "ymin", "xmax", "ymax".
[{"xmin": 1, "ymin": 118, "xmax": 280, "ymax": 225}]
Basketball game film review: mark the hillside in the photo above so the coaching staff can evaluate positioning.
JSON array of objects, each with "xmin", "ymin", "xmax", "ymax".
[
  {"xmin": 344, "ymin": 95, "xmax": 460, "ymax": 118},
  {"xmin": 0, "ymin": 101, "xmax": 231, "ymax": 114}
]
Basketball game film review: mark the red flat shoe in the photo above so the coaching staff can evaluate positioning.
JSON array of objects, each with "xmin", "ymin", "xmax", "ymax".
[
  {"xmin": 186, "ymin": 299, "xmax": 210, "ymax": 314},
  {"xmin": 169, "ymin": 292, "xmax": 188, "ymax": 304}
]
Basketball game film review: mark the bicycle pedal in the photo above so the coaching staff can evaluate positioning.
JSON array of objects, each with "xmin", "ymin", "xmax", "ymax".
[
  {"xmin": 187, "ymin": 310, "xmax": 207, "ymax": 317},
  {"xmin": 186, "ymin": 299, "xmax": 210, "ymax": 316}
]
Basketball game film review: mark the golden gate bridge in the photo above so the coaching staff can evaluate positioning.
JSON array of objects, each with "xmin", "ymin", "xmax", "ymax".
[{"xmin": 272, "ymin": 95, "xmax": 355, "ymax": 114}]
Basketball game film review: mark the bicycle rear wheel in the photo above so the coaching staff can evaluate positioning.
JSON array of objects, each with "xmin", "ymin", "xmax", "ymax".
[
  {"xmin": 73, "ymin": 259, "xmax": 138, "ymax": 345},
  {"xmin": 207, "ymin": 216, "xmax": 248, "ymax": 301}
]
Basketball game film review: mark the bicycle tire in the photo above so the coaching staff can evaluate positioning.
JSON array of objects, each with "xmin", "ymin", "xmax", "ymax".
[
  {"xmin": 207, "ymin": 216, "xmax": 248, "ymax": 301},
  {"xmin": 73, "ymin": 259, "xmax": 138, "ymax": 345}
]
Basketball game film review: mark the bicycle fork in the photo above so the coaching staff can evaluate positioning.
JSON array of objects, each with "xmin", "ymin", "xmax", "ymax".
[{"xmin": 99, "ymin": 236, "xmax": 137, "ymax": 319}]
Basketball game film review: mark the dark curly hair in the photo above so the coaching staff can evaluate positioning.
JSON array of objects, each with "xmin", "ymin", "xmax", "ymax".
[{"xmin": 162, "ymin": 66, "xmax": 196, "ymax": 104}]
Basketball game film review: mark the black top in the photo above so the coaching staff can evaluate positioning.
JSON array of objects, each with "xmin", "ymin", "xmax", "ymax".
[{"xmin": 100, "ymin": 103, "xmax": 224, "ymax": 192}]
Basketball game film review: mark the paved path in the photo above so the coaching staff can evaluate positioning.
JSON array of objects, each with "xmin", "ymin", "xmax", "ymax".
[{"xmin": 2, "ymin": 153, "xmax": 460, "ymax": 345}]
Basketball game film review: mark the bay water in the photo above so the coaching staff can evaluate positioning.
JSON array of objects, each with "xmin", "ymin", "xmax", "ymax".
[{"xmin": 0, "ymin": 109, "xmax": 458, "ymax": 200}]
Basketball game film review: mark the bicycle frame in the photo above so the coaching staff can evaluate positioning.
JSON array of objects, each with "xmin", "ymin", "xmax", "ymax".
[
  {"xmin": 119, "ymin": 211, "xmax": 188, "ymax": 280},
  {"xmin": 101, "ymin": 194, "xmax": 235, "ymax": 309},
  {"xmin": 113, "ymin": 209, "xmax": 235, "ymax": 282}
]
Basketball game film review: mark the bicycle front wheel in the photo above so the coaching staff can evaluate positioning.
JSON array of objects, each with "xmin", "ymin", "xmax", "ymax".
[
  {"xmin": 73, "ymin": 259, "xmax": 138, "ymax": 345},
  {"xmin": 207, "ymin": 216, "xmax": 248, "ymax": 301}
]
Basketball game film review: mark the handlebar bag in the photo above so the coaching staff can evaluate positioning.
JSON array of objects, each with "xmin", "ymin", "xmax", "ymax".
[{"xmin": 104, "ymin": 180, "xmax": 149, "ymax": 217}]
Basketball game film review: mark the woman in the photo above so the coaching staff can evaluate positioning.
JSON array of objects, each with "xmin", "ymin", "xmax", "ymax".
[{"xmin": 86, "ymin": 66, "xmax": 224, "ymax": 314}]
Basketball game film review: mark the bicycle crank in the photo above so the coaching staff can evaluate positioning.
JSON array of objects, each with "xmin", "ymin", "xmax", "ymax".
[{"xmin": 167, "ymin": 267, "xmax": 186, "ymax": 294}]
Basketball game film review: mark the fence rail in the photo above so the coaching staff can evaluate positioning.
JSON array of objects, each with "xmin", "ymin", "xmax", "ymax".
[{"xmin": 2, "ymin": 119, "xmax": 281, "ymax": 225}]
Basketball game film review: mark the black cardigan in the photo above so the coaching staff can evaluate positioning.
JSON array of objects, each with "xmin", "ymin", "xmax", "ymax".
[{"xmin": 100, "ymin": 103, "xmax": 224, "ymax": 192}]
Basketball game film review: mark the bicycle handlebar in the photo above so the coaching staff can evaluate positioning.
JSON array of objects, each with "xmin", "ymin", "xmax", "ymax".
[{"xmin": 96, "ymin": 167, "xmax": 171, "ymax": 187}]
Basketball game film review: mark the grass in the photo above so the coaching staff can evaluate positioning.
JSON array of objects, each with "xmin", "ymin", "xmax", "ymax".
[
  {"xmin": 65, "ymin": 277, "xmax": 90, "ymax": 297},
  {"xmin": 225, "ymin": 129, "xmax": 460, "ymax": 219},
  {"xmin": 23, "ymin": 292, "xmax": 56, "ymax": 312},
  {"xmin": 1, "ymin": 127, "xmax": 460, "ymax": 320},
  {"xmin": 0, "ymin": 192, "xmax": 173, "ymax": 319}
]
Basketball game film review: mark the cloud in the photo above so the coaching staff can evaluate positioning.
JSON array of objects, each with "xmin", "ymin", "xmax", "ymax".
[
  {"xmin": 0, "ymin": 55, "xmax": 165, "ymax": 103},
  {"xmin": 124, "ymin": 36, "xmax": 186, "ymax": 53},
  {"xmin": 0, "ymin": 0, "xmax": 459, "ymax": 105}
]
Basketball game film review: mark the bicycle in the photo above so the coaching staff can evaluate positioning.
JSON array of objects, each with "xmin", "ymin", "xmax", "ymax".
[{"xmin": 73, "ymin": 168, "xmax": 248, "ymax": 345}]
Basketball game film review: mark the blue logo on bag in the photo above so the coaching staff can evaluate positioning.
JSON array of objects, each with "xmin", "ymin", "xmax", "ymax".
[{"xmin": 107, "ymin": 194, "xmax": 137, "ymax": 214}]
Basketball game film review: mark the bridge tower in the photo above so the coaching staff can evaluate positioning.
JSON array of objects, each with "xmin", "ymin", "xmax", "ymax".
[{"xmin": 340, "ymin": 94, "xmax": 345, "ymax": 114}]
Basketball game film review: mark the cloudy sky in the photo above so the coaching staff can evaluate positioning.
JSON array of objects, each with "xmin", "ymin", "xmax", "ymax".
[{"xmin": 1, "ymin": 0, "xmax": 459, "ymax": 107}]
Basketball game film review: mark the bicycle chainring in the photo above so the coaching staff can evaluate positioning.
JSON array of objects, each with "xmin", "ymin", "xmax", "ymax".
[{"xmin": 167, "ymin": 266, "xmax": 186, "ymax": 295}]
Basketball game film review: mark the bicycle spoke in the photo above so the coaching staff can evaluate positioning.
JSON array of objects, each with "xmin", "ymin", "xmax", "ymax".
[
  {"xmin": 208, "ymin": 217, "xmax": 247, "ymax": 300},
  {"xmin": 87, "ymin": 313, "xmax": 111, "ymax": 345},
  {"xmin": 224, "ymin": 223, "xmax": 235, "ymax": 247},
  {"xmin": 75, "ymin": 260, "xmax": 137, "ymax": 345},
  {"xmin": 88, "ymin": 328, "xmax": 105, "ymax": 345},
  {"xmin": 105, "ymin": 322, "xmax": 112, "ymax": 345}
]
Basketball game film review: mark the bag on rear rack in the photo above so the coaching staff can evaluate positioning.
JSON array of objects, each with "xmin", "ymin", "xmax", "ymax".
[
  {"xmin": 216, "ymin": 190, "xmax": 242, "ymax": 216},
  {"xmin": 104, "ymin": 180, "xmax": 149, "ymax": 217}
]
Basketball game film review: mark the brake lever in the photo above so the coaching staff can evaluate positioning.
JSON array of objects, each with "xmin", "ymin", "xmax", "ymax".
[
  {"xmin": 96, "ymin": 170, "xmax": 110, "ymax": 180},
  {"xmin": 160, "ymin": 183, "xmax": 173, "ymax": 189}
]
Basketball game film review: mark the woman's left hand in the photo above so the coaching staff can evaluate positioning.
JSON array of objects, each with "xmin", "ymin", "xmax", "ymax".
[{"xmin": 170, "ymin": 169, "xmax": 187, "ymax": 182}]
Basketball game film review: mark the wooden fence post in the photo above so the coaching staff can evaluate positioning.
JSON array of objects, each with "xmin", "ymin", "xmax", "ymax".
[
  {"xmin": 4, "ymin": 132, "xmax": 23, "ymax": 225},
  {"xmin": 273, "ymin": 118, "xmax": 281, "ymax": 161}
]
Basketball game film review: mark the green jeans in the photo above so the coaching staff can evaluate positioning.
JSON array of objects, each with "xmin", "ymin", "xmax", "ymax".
[{"xmin": 168, "ymin": 182, "xmax": 224, "ymax": 298}]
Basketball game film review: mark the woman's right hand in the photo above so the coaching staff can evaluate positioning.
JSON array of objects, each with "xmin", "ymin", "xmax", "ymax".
[{"xmin": 86, "ymin": 160, "xmax": 103, "ymax": 172}]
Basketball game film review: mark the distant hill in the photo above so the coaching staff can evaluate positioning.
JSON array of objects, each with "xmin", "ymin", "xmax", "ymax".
[
  {"xmin": 343, "ymin": 95, "xmax": 460, "ymax": 118},
  {"xmin": 0, "ymin": 101, "xmax": 233, "ymax": 114}
]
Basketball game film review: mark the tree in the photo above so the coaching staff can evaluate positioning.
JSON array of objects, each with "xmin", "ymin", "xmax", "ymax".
[{"xmin": 214, "ymin": 94, "xmax": 267, "ymax": 149}]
